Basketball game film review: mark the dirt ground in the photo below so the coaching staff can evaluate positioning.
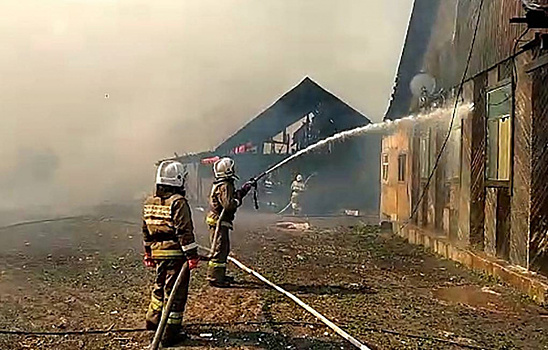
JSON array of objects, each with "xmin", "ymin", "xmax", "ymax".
[{"xmin": 0, "ymin": 204, "xmax": 547, "ymax": 350}]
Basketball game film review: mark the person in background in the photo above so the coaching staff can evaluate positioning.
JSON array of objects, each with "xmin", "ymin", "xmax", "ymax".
[{"xmin": 290, "ymin": 174, "xmax": 306, "ymax": 215}]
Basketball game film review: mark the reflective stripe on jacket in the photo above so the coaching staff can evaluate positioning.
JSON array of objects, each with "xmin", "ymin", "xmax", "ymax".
[
  {"xmin": 142, "ymin": 192, "xmax": 197, "ymax": 259},
  {"xmin": 206, "ymin": 179, "xmax": 242, "ymax": 227}
]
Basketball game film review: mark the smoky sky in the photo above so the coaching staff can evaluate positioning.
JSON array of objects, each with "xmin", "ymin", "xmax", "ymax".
[{"xmin": 0, "ymin": 0, "xmax": 413, "ymax": 210}]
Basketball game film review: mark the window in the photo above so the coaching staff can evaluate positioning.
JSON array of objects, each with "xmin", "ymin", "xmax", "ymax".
[
  {"xmin": 420, "ymin": 130, "xmax": 430, "ymax": 179},
  {"xmin": 486, "ymin": 83, "xmax": 512, "ymax": 181},
  {"xmin": 446, "ymin": 119, "xmax": 462, "ymax": 180},
  {"xmin": 382, "ymin": 154, "xmax": 389, "ymax": 182},
  {"xmin": 398, "ymin": 154, "xmax": 407, "ymax": 182}
]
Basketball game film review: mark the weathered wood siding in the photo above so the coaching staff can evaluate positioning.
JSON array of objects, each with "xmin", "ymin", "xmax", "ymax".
[
  {"xmin": 380, "ymin": 127, "xmax": 412, "ymax": 222},
  {"xmin": 381, "ymin": 0, "xmax": 548, "ymax": 273},
  {"xmin": 530, "ymin": 60, "xmax": 548, "ymax": 274}
]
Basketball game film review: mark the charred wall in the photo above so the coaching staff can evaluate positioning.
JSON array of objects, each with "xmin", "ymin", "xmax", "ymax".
[{"xmin": 291, "ymin": 134, "xmax": 381, "ymax": 215}]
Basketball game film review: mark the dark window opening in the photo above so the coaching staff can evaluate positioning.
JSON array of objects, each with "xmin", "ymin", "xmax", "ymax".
[
  {"xmin": 398, "ymin": 154, "xmax": 407, "ymax": 182},
  {"xmin": 382, "ymin": 154, "xmax": 389, "ymax": 182},
  {"xmin": 486, "ymin": 82, "xmax": 512, "ymax": 182}
]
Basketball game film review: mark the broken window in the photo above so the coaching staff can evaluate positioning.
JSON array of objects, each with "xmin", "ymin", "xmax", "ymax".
[
  {"xmin": 486, "ymin": 83, "xmax": 512, "ymax": 181},
  {"xmin": 382, "ymin": 154, "xmax": 389, "ymax": 182},
  {"xmin": 398, "ymin": 154, "xmax": 407, "ymax": 182}
]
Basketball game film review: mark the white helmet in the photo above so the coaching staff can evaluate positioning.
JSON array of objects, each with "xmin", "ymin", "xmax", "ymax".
[
  {"xmin": 213, "ymin": 157, "xmax": 236, "ymax": 179},
  {"xmin": 296, "ymin": 174, "xmax": 303, "ymax": 182},
  {"xmin": 156, "ymin": 160, "xmax": 186, "ymax": 187}
]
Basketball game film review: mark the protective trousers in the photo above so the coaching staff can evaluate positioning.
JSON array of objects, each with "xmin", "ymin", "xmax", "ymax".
[
  {"xmin": 207, "ymin": 225, "xmax": 230, "ymax": 283},
  {"xmin": 146, "ymin": 259, "xmax": 190, "ymax": 339},
  {"xmin": 291, "ymin": 192, "xmax": 302, "ymax": 215}
]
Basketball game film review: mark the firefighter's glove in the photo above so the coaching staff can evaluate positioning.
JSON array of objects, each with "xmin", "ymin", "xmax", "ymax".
[
  {"xmin": 143, "ymin": 254, "xmax": 155, "ymax": 268},
  {"xmin": 241, "ymin": 178, "xmax": 257, "ymax": 197},
  {"xmin": 185, "ymin": 247, "xmax": 199, "ymax": 259},
  {"xmin": 188, "ymin": 257, "xmax": 200, "ymax": 271}
]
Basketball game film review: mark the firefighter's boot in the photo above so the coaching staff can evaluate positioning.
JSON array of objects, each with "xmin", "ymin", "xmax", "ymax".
[
  {"xmin": 162, "ymin": 325, "xmax": 188, "ymax": 348},
  {"xmin": 207, "ymin": 261, "xmax": 231, "ymax": 287}
]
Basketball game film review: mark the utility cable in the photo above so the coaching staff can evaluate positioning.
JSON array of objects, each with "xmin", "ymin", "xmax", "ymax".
[{"xmin": 401, "ymin": 0, "xmax": 486, "ymax": 230}]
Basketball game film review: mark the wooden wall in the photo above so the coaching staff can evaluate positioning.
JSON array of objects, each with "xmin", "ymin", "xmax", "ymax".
[
  {"xmin": 382, "ymin": 0, "xmax": 548, "ymax": 272},
  {"xmin": 530, "ymin": 57, "xmax": 548, "ymax": 274},
  {"xmin": 380, "ymin": 127, "xmax": 412, "ymax": 222}
]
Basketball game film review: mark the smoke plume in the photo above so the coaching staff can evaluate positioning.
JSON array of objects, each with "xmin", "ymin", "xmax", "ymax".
[{"xmin": 0, "ymin": 0, "xmax": 413, "ymax": 211}]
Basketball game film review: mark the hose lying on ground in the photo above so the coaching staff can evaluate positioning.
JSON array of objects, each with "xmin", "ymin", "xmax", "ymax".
[
  {"xmin": 0, "ymin": 324, "xmax": 488, "ymax": 349},
  {"xmin": 225, "ymin": 253, "xmax": 372, "ymax": 350},
  {"xmin": 0, "ymin": 217, "xmax": 489, "ymax": 349}
]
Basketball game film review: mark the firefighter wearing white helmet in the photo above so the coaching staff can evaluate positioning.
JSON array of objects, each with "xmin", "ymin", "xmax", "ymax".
[
  {"xmin": 206, "ymin": 157, "xmax": 255, "ymax": 287},
  {"xmin": 290, "ymin": 174, "xmax": 306, "ymax": 215},
  {"xmin": 142, "ymin": 160, "xmax": 198, "ymax": 346}
]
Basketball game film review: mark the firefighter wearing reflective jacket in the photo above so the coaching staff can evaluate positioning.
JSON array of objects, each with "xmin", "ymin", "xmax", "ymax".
[
  {"xmin": 206, "ymin": 157, "xmax": 255, "ymax": 287},
  {"xmin": 142, "ymin": 160, "xmax": 199, "ymax": 347},
  {"xmin": 290, "ymin": 174, "xmax": 306, "ymax": 215}
]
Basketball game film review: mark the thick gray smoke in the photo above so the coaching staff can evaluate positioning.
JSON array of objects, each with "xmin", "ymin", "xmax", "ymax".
[{"xmin": 0, "ymin": 0, "xmax": 413, "ymax": 211}]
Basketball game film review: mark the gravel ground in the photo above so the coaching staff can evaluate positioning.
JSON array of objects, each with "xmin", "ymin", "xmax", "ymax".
[{"xmin": 0, "ymin": 206, "xmax": 546, "ymax": 349}]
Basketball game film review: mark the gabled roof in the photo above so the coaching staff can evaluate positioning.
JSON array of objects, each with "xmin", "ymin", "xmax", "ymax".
[
  {"xmin": 215, "ymin": 77, "xmax": 371, "ymax": 153},
  {"xmin": 384, "ymin": 0, "xmax": 441, "ymax": 120}
]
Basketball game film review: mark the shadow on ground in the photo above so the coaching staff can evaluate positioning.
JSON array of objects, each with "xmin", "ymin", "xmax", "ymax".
[
  {"xmin": 174, "ymin": 329, "xmax": 362, "ymax": 350},
  {"xmin": 224, "ymin": 279, "xmax": 376, "ymax": 296}
]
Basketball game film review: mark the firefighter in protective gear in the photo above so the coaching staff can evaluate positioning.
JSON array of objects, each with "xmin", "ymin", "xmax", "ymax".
[
  {"xmin": 206, "ymin": 157, "xmax": 255, "ymax": 287},
  {"xmin": 290, "ymin": 174, "xmax": 306, "ymax": 215},
  {"xmin": 142, "ymin": 160, "xmax": 199, "ymax": 347}
]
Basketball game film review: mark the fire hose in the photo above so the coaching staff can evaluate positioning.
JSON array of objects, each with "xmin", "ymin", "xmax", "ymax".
[
  {"xmin": 198, "ymin": 210, "xmax": 372, "ymax": 350},
  {"xmin": 198, "ymin": 205, "xmax": 374, "ymax": 350},
  {"xmin": 149, "ymin": 254, "xmax": 211, "ymax": 350},
  {"xmin": 150, "ymin": 207, "xmax": 229, "ymax": 350},
  {"xmin": 0, "ymin": 216, "xmax": 488, "ymax": 349},
  {"xmin": 149, "ymin": 260, "xmax": 190, "ymax": 350}
]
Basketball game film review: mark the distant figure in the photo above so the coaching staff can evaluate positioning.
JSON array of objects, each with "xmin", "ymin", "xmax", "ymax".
[
  {"xmin": 290, "ymin": 174, "xmax": 306, "ymax": 215},
  {"xmin": 142, "ymin": 160, "xmax": 199, "ymax": 347}
]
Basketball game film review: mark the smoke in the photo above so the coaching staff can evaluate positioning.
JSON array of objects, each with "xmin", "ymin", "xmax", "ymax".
[
  {"xmin": 0, "ymin": 0, "xmax": 413, "ymax": 211},
  {"xmin": 265, "ymin": 104, "xmax": 474, "ymax": 176}
]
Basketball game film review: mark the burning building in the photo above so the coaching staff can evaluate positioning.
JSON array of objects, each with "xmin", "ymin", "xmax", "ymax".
[
  {"xmin": 171, "ymin": 77, "xmax": 381, "ymax": 216},
  {"xmin": 381, "ymin": 0, "xmax": 548, "ymax": 299}
]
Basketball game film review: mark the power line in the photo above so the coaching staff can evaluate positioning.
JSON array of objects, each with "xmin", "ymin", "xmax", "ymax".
[{"xmin": 402, "ymin": 0, "xmax": 486, "ymax": 229}]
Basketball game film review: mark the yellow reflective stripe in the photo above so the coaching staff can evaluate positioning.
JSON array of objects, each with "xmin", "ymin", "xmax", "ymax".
[
  {"xmin": 145, "ymin": 219, "xmax": 172, "ymax": 226},
  {"xmin": 166, "ymin": 311, "xmax": 183, "ymax": 325},
  {"xmin": 208, "ymin": 261, "xmax": 226, "ymax": 268},
  {"xmin": 167, "ymin": 318, "xmax": 182, "ymax": 325},
  {"xmin": 151, "ymin": 294, "xmax": 163, "ymax": 306},
  {"xmin": 144, "ymin": 204, "xmax": 171, "ymax": 219},
  {"xmin": 152, "ymin": 250, "xmax": 184, "ymax": 258},
  {"xmin": 206, "ymin": 217, "xmax": 233, "ymax": 229},
  {"xmin": 149, "ymin": 295, "xmax": 163, "ymax": 311},
  {"xmin": 182, "ymin": 242, "xmax": 198, "ymax": 252},
  {"xmin": 149, "ymin": 302, "xmax": 162, "ymax": 312}
]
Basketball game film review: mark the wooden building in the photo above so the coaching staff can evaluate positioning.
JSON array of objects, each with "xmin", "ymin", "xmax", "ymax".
[
  {"xmin": 172, "ymin": 77, "xmax": 381, "ymax": 216},
  {"xmin": 381, "ymin": 0, "xmax": 548, "ymax": 277}
]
